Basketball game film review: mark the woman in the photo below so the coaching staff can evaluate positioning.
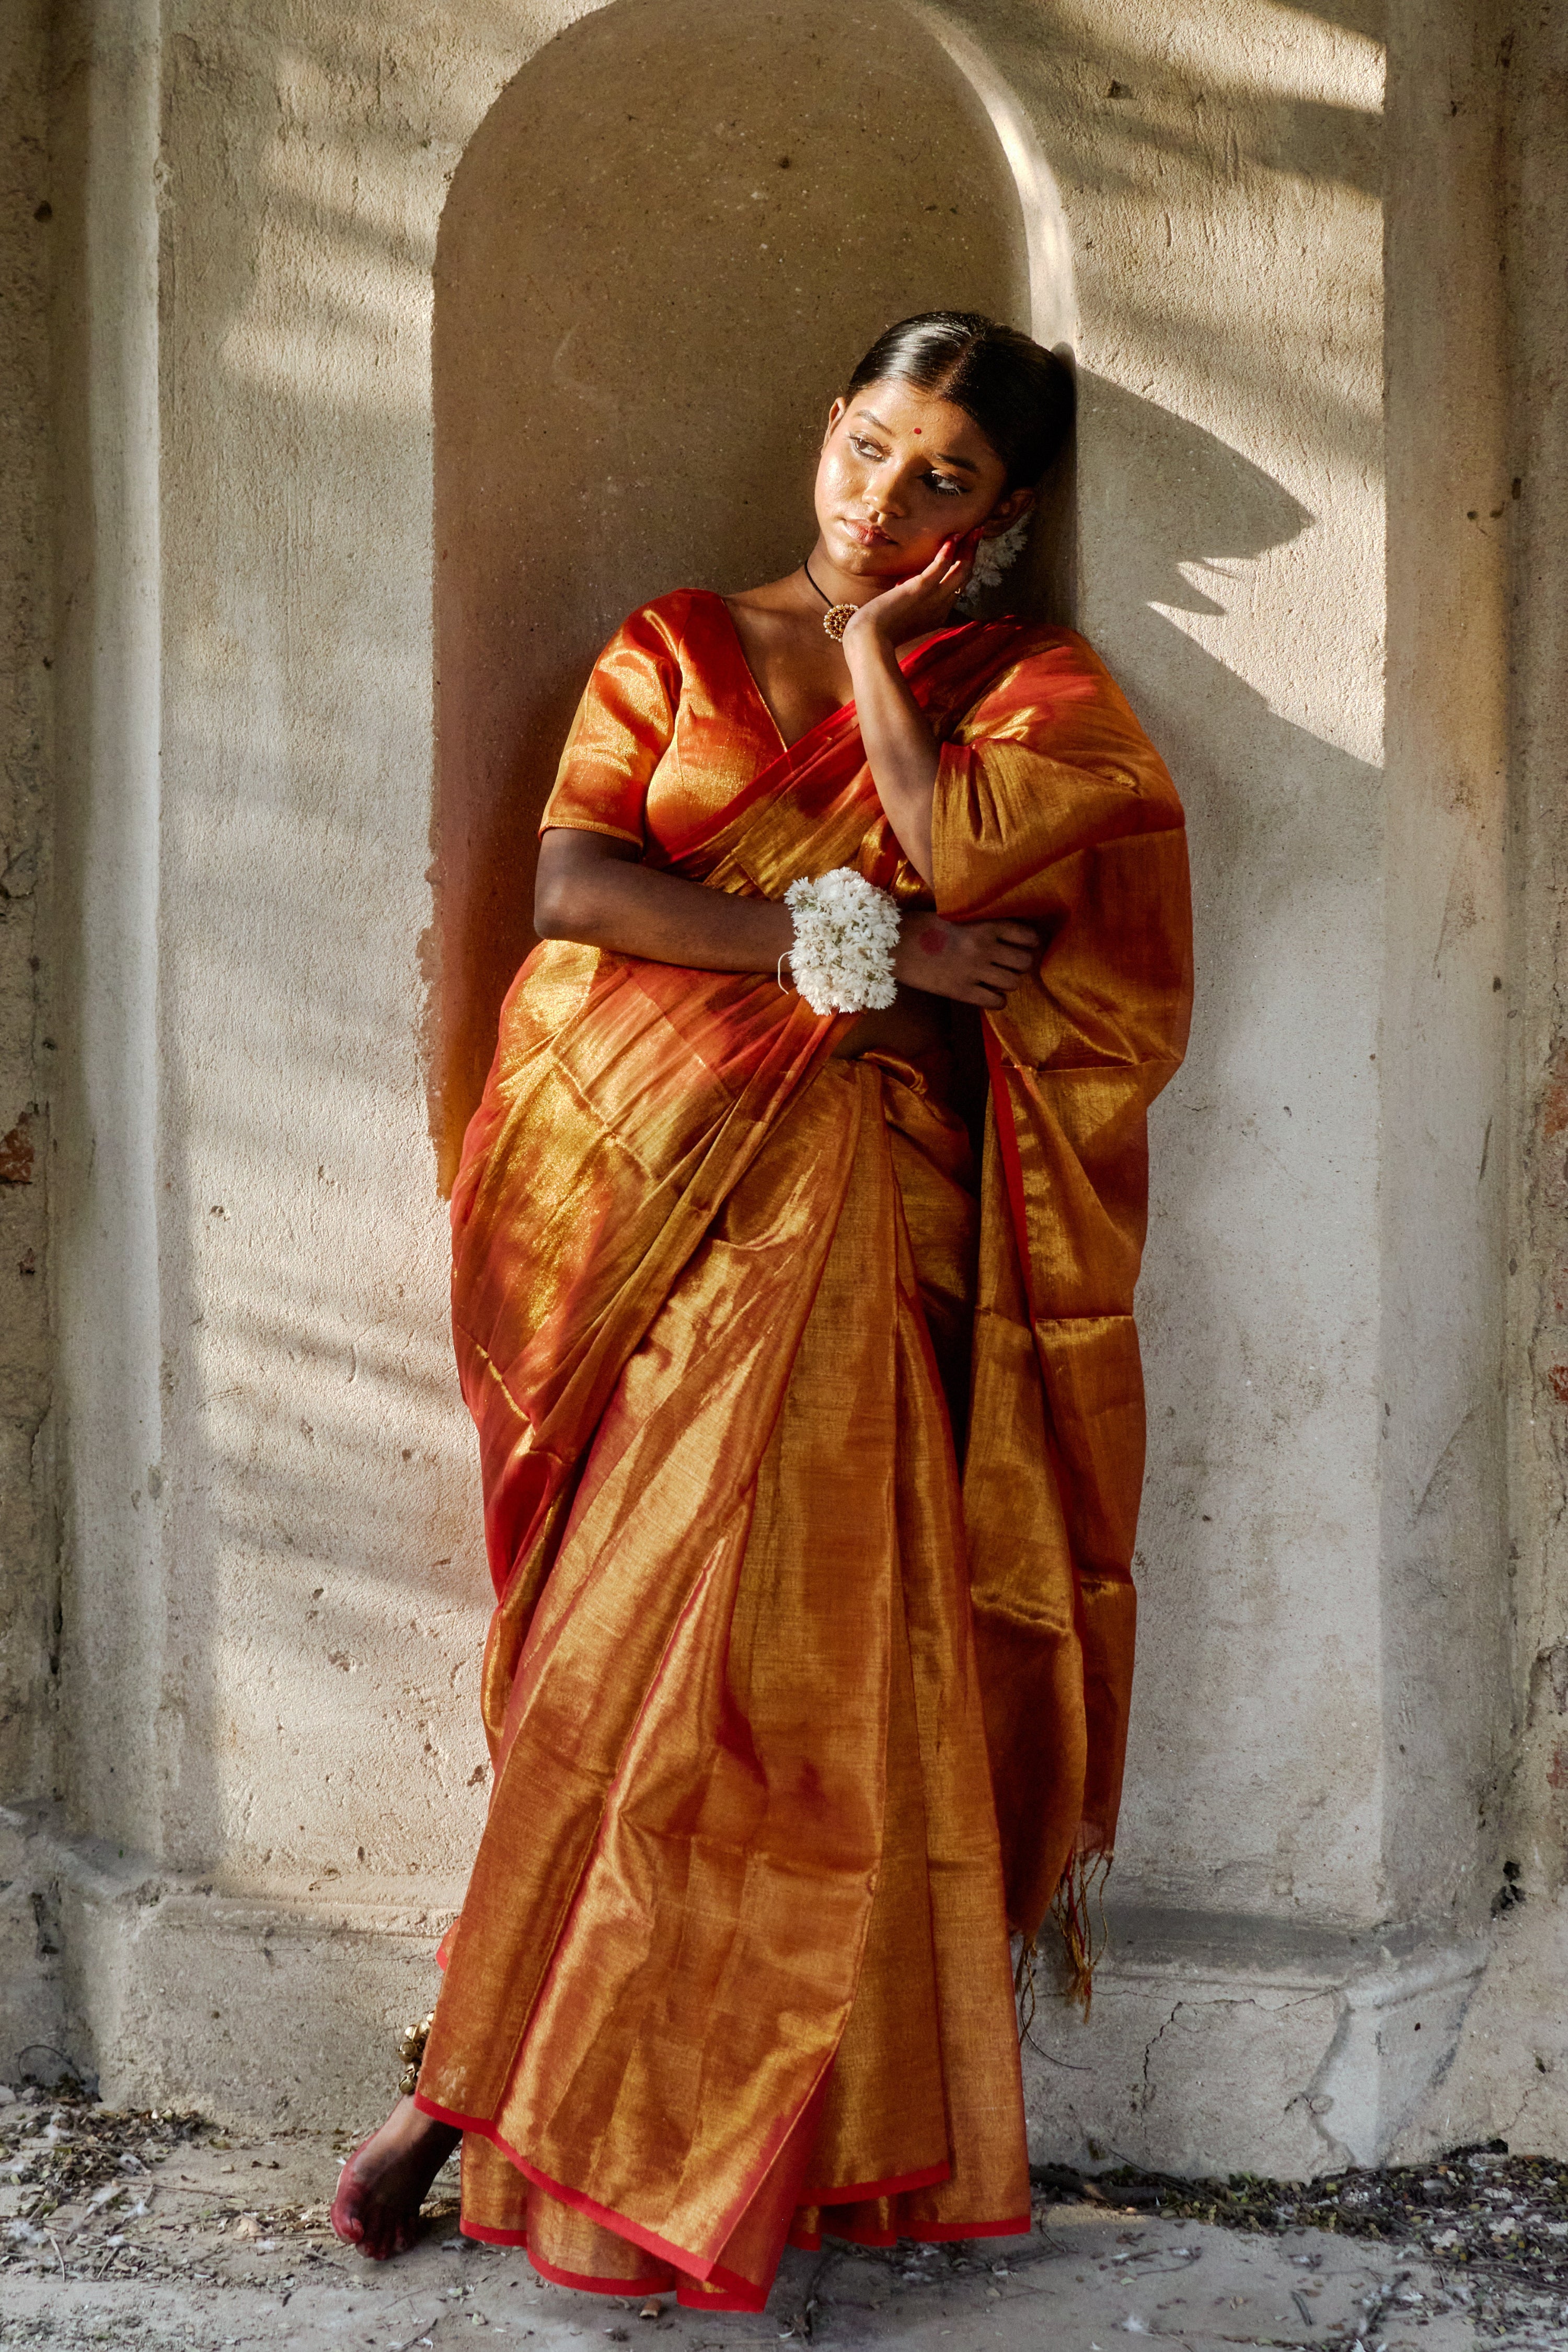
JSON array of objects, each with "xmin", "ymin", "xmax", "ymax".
[{"xmin": 332, "ymin": 313, "xmax": 1192, "ymax": 2307}]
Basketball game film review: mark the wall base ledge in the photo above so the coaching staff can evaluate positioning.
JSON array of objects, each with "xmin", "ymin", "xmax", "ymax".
[
  {"xmin": 1101, "ymin": 1901, "xmax": 1488, "ymax": 1987},
  {"xmin": 0, "ymin": 1808, "xmax": 1495, "ymax": 2155},
  {"xmin": 0, "ymin": 1803, "xmax": 455, "ymax": 2125},
  {"xmin": 1025, "ymin": 1907, "xmax": 1491, "ymax": 2180}
]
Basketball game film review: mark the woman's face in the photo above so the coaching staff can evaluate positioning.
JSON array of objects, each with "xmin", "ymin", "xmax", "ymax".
[{"xmin": 813, "ymin": 378, "xmax": 1032, "ymax": 583}]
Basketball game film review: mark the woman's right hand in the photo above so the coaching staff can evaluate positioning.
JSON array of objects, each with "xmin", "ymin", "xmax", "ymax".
[{"xmin": 893, "ymin": 911, "xmax": 1037, "ymax": 1009}]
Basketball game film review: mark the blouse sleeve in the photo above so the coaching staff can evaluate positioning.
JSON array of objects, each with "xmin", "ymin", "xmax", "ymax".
[{"xmin": 539, "ymin": 604, "xmax": 682, "ymax": 846}]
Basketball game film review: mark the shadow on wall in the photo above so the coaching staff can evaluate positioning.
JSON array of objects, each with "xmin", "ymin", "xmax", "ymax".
[
  {"xmin": 1078, "ymin": 375, "xmax": 1385, "ymax": 1911},
  {"xmin": 426, "ymin": 0, "xmax": 1041, "ymax": 1188},
  {"xmin": 1079, "ymin": 375, "xmax": 1310, "ymax": 622}
]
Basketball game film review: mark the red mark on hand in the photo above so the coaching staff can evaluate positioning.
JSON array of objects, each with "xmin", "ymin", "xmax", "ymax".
[{"xmin": 916, "ymin": 925, "xmax": 946, "ymax": 956}]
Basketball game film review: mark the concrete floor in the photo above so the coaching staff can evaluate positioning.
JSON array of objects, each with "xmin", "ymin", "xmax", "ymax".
[{"xmin": 0, "ymin": 2109, "xmax": 1544, "ymax": 2351}]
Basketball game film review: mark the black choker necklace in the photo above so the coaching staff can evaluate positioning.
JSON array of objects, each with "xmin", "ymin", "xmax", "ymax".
[{"xmin": 803, "ymin": 558, "xmax": 859, "ymax": 645}]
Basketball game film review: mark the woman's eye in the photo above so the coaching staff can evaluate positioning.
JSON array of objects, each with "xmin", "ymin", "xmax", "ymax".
[
  {"xmin": 927, "ymin": 474, "xmax": 966, "ymax": 497},
  {"xmin": 849, "ymin": 436, "xmax": 883, "ymax": 459}
]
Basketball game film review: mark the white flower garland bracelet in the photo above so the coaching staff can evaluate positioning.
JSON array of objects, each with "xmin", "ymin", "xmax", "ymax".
[{"xmin": 779, "ymin": 868, "xmax": 901, "ymax": 1017}]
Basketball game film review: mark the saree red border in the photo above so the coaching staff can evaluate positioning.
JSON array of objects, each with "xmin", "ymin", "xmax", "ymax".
[
  {"xmin": 788, "ymin": 2211, "xmax": 1031, "ymax": 2252},
  {"xmin": 521, "ymin": 2242, "xmax": 677, "ymax": 2296},
  {"xmin": 416, "ymin": 2093, "xmax": 722, "ymax": 2281},
  {"xmin": 979, "ymin": 1022, "xmax": 1035, "ymax": 1320},
  {"xmin": 459, "ymin": 2218, "xmax": 529, "ymax": 2250},
  {"xmin": 677, "ymin": 2266, "xmax": 770, "ymax": 2312},
  {"xmin": 799, "ymin": 2159, "xmax": 950, "ymax": 2205},
  {"xmin": 431, "ymin": 2097, "xmax": 812, "ymax": 2309},
  {"xmin": 902, "ymin": 2213, "xmax": 1032, "ymax": 2243},
  {"xmin": 659, "ymin": 597, "xmax": 1029, "ymax": 861}
]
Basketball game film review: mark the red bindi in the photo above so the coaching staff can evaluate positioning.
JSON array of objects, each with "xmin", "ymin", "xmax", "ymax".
[
  {"xmin": 916, "ymin": 924, "xmax": 946, "ymax": 955},
  {"xmin": 913, "ymin": 426, "xmax": 921, "ymax": 434}
]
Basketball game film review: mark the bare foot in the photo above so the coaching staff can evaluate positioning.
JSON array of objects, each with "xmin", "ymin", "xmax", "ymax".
[{"xmin": 331, "ymin": 2095, "xmax": 462, "ymax": 2259}]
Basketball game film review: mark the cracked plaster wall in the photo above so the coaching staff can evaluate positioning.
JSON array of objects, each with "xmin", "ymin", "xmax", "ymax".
[
  {"xmin": 1394, "ymin": 0, "xmax": 1568, "ymax": 2163},
  {"xmin": 1508, "ymin": 0, "xmax": 1568, "ymax": 1944},
  {"xmin": 0, "ymin": 0, "xmax": 54, "ymax": 1812}
]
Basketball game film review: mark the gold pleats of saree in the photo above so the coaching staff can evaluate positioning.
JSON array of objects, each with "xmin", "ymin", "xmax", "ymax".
[{"xmin": 425, "ymin": 1055, "xmax": 1029, "ymax": 2303}]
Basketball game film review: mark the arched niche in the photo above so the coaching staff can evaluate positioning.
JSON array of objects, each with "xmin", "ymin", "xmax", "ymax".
[{"xmin": 429, "ymin": 0, "xmax": 1072, "ymax": 1185}]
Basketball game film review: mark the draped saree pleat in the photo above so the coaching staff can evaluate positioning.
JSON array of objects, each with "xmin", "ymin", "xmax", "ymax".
[{"xmin": 417, "ymin": 590, "xmax": 1193, "ymax": 2305}]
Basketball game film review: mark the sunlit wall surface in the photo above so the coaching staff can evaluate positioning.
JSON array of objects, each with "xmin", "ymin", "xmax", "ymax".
[{"xmin": 16, "ymin": 0, "xmax": 1545, "ymax": 2167}]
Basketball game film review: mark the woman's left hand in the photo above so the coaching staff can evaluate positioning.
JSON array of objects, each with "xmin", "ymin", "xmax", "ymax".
[{"xmin": 841, "ymin": 531, "xmax": 982, "ymax": 653}]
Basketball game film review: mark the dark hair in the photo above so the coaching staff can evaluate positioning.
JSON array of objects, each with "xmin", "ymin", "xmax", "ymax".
[{"xmin": 845, "ymin": 312, "xmax": 1073, "ymax": 489}]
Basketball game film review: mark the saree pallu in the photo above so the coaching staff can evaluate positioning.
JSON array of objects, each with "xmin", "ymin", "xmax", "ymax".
[{"xmin": 417, "ymin": 595, "xmax": 1193, "ymax": 2309}]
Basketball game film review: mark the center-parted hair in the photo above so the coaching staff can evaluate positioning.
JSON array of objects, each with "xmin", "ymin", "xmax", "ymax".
[{"xmin": 845, "ymin": 313, "xmax": 1073, "ymax": 489}]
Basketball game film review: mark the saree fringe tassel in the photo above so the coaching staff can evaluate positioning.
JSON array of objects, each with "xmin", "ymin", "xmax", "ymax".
[
  {"xmin": 1014, "ymin": 1846, "xmax": 1113, "ymax": 2038},
  {"xmin": 1050, "ymin": 1850, "xmax": 1113, "ymax": 2020},
  {"xmin": 1012, "ymin": 1934, "xmax": 1039, "ymax": 2040}
]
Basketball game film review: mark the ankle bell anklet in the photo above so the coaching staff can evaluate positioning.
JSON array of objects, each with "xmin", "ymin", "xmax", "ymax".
[{"xmin": 397, "ymin": 2010, "xmax": 435, "ymax": 2096}]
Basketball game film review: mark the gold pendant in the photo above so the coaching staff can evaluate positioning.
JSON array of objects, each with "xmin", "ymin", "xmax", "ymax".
[{"xmin": 821, "ymin": 604, "xmax": 857, "ymax": 643}]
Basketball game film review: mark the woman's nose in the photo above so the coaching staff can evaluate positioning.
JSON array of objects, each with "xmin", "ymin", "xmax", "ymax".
[{"xmin": 864, "ymin": 461, "xmax": 908, "ymax": 517}]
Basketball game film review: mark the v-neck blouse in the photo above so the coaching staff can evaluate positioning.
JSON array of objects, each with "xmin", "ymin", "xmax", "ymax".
[{"xmin": 540, "ymin": 589, "xmax": 879, "ymax": 869}]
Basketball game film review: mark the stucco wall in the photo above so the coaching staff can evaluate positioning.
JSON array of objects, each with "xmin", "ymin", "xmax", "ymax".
[
  {"xmin": 1393, "ymin": 0, "xmax": 1568, "ymax": 2159},
  {"xmin": 124, "ymin": 0, "xmax": 1403, "ymax": 1932},
  {"xmin": 0, "ymin": 0, "xmax": 53, "ymax": 1802},
  {"xmin": 1024, "ymin": 1, "xmax": 1394, "ymax": 1928},
  {"xmin": 5, "ymin": 0, "xmax": 1563, "ymax": 2170}
]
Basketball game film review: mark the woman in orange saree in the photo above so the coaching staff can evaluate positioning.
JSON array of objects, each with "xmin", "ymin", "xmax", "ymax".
[{"xmin": 332, "ymin": 314, "xmax": 1192, "ymax": 2310}]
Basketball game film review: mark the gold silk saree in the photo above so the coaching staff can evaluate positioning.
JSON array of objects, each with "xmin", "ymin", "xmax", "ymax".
[{"xmin": 416, "ymin": 589, "xmax": 1193, "ymax": 2310}]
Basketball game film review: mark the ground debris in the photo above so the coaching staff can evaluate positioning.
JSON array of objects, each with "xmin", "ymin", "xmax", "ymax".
[
  {"xmin": 2, "ymin": 2101, "xmax": 1563, "ymax": 2348},
  {"xmin": 1032, "ymin": 2140, "xmax": 1568, "ymax": 2342},
  {"xmin": 0, "ymin": 2080, "xmax": 212, "ymax": 2230},
  {"xmin": 0, "ymin": 2081, "xmax": 347, "ymax": 2295}
]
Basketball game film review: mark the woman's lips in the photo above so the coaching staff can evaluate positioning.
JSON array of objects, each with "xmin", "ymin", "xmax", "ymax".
[{"xmin": 840, "ymin": 518, "xmax": 896, "ymax": 547}]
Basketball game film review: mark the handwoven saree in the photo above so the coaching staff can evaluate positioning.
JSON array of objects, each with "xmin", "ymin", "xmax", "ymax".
[{"xmin": 416, "ymin": 590, "xmax": 1193, "ymax": 2309}]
